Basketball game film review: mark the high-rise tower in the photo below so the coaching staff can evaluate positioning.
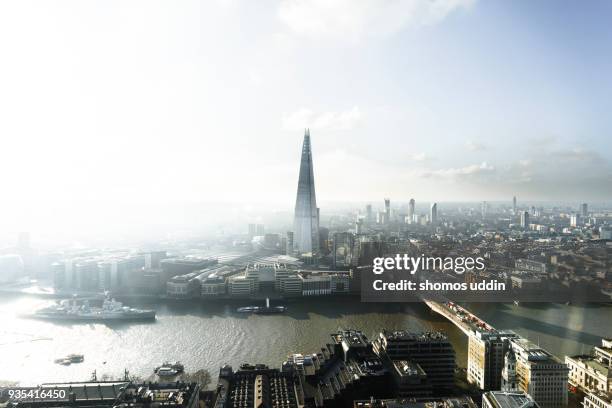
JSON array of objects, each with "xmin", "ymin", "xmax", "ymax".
[
  {"xmin": 430, "ymin": 202, "xmax": 438, "ymax": 225},
  {"xmin": 384, "ymin": 198, "xmax": 391, "ymax": 224},
  {"xmin": 293, "ymin": 129, "xmax": 320, "ymax": 255}
]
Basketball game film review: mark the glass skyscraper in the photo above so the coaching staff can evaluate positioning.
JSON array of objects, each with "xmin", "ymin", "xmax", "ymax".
[{"xmin": 293, "ymin": 129, "xmax": 319, "ymax": 255}]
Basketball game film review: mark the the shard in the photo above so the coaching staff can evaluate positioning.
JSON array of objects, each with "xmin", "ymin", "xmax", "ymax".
[{"xmin": 293, "ymin": 129, "xmax": 319, "ymax": 255}]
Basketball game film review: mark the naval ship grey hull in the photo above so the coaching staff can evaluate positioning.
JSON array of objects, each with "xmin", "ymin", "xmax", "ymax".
[{"xmin": 32, "ymin": 310, "xmax": 156, "ymax": 321}]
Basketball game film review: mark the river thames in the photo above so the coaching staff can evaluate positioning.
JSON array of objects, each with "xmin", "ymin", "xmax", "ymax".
[{"xmin": 1, "ymin": 294, "xmax": 610, "ymax": 386}]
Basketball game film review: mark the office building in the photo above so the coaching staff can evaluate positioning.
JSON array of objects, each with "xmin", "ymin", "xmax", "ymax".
[
  {"xmin": 600, "ymin": 226, "xmax": 612, "ymax": 240},
  {"xmin": 256, "ymin": 224, "xmax": 265, "ymax": 236},
  {"xmin": 228, "ymin": 274, "xmax": 258, "ymax": 296},
  {"xmin": 408, "ymin": 199, "xmax": 415, "ymax": 222},
  {"xmin": 377, "ymin": 211, "xmax": 388, "ymax": 225},
  {"xmin": 144, "ymin": 251, "xmax": 167, "ymax": 269},
  {"xmin": 520, "ymin": 211, "xmax": 529, "ymax": 228},
  {"xmin": 366, "ymin": 204, "xmax": 373, "ymax": 224},
  {"xmin": 300, "ymin": 273, "xmax": 331, "ymax": 296},
  {"xmin": 582, "ymin": 203, "xmax": 589, "ymax": 217},
  {"xmin": 430, "ymin": 203, "xmax": 438, "ymax": 226},
  {"xmin": 99, "ymin": 255, "xmax": 146, "ymax": 292},
  {"xmin": 513, "ymin": 196, "xmax": 517, "ymax": 214},
  {"xmin": 0, "ymin": 254, "xmax": 24, "ymax": 284},
  {"xmin": 74, "ymin": 259, "xmax": 100, "ymax": 291},
  {"xmin": 293, "ymin": 129, "xmax": 320, "ymax": 255},
  {"xmin": 274, "ymin": 265, "xmax": 302, "ymax": 297},
  {"xmin": 511, "ymin": 337, "xmax": 569, "ymax": 408},
  {"xmin": 285, "ymin": 231, "xmax": 294, "ymax": 255},
  {"xmin": 385, "ymin": 198, "xmax": 391, "ymax": 223},
  {"xmin": 374, "ymin": 330, "xmax": 456, "ymax": 390},
  {"xmin": 248, "ymin": 223, "xmax": 257, "ymax": 238},
  {"xmin": 467, "ymin": 331, "xmax": 518, "ymax": 391}
]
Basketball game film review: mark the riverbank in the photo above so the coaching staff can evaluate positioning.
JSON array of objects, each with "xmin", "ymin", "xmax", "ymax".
[{"xmin": 0, "ymin": 294, "xmax": 610, "ymax": 386}]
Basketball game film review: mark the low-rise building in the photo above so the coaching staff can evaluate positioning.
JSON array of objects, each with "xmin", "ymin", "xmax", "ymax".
[
  {"xmin": 6, "ymin": 381, "xmax": 200, "ymax": 408},
  {"xmin": 228, "ymin": 274, "xmax": 257, "ymax": 297},
  {"xmin": 300, "ymin": 274, "xmax": 331, "ymax": 296},
  {"xmin": 353, "ymin": 396, "xmax": 477, "ymax": 408},
  {"xmin": 566, "ymin": 339, "xmax": 612, "ymax": 394},
  {"xmin": 166, "ymin": 272, "xmax": 200, "ymax": 298},
  {"xmin": 214, "ymin": 364, "xmax": 300, "ymax": 408},
  {"xmin": 583, "ymin": 392, "xmax": 612, "ymax": 408},
  {"xmin": 200, "ymin": 275, "xmax": 227, "ymax": 297}
]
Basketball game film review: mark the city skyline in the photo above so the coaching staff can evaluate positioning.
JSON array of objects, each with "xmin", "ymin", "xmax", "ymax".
[
  {"xmin": 0, "ymin": 2, "xmax": 610, "ymax": 407},
  {"xmin": 1, "ymin": 1, "xmax": 612, "ymax": 242},
  {"xmin": 2, "ymin": 2, "xmax": 611, "ymax": 208}
]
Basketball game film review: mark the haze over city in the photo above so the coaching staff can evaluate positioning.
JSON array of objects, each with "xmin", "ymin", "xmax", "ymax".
[{"xmin": 1, "ymin": 0, "xmax": 611, "ymax": 243}]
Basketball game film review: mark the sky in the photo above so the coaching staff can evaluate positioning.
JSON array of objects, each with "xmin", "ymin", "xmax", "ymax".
[{"xmin": 1, "ymin": 0, "xmax": 611, "ymax": 240}]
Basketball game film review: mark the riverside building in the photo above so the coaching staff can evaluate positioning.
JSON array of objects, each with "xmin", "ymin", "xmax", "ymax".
[
  {"xmin": 374, "ymin": 330, "xmax": 456, "ymax": 390},
  {"xmin": 510, "ymin": 338, "xmax": 569, "ymax": 408},
  {"xmin": 467, "ymin": 331, "xmax": 518, "ymax": 391},
  {"xmin": 566, "ymin": 338, "xmax": 612, "ymax": 394}
]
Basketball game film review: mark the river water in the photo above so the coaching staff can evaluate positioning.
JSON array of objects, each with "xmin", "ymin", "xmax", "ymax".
[{"xmin": 0, "ymin": 295, "xmax": 610, "ymax": 386}]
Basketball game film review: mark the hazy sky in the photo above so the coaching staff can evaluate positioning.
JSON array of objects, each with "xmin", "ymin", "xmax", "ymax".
[{"xmin": 1, "ymin": 0, "xmax": 611, "ymax": 238}]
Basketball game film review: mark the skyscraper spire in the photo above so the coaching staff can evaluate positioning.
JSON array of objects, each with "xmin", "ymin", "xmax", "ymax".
[{"xmin": 293, "ymin": 129, "xmax": 319, "ymax": 255}]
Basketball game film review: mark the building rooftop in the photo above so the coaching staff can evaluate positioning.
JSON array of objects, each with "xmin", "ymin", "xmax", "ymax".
[
  {"xmin": 567, "ymin": 354, "xmax": 611, "ymax": 377},
  {"xmin": 511, "ymin": 338, "xmax": 561, "ymax": 363},
  {"xmin": 332, "ymin": 330, "xmax": 370, "ymax": 348},
  {"xmin": 354, "ymin": 397, "xmax": 477, "ymax": 408},
  {"xmin": 484, "ymin": 391, "xmax": 539, "ymax": 408},
  {"xmin": 8, "ymin": 381, "xmax": 199, "ymax": 408},
  {"xmin": 381, "ymin": 330, "xmax": 450, "ymax": 342},
  {"xmin": 392, "ymin": 360, "xmax": 426, "ymax": 378}
]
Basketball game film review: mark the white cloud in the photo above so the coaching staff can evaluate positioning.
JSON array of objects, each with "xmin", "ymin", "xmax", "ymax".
[
  {"xmin": 551, "ymin": 148, "xmax": 603, "ymax": 162},
  {"xmin": 277, "ymin": 0, "xmax": 475, "ymax": 40},
  {"xmin": 465, "ymin": 140, "xmax": 486, "ymax": 151},
  {"xmin": 282, "ymin": 107, "xmax": 363, "ymax": 131},
  {"xmin": 411, "ymin": 152, "xmax": 430, "ymax": 161},
  {"xmin": 423, "ymin": 161, "xmax": 495, "ymax": 179}
]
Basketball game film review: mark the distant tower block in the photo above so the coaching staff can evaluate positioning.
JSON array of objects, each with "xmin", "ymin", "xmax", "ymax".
[
  {"xmin": 293, "ymin": 129, "xmax": 320, "ymax": 255},
  {"xmin": 430, "ymin": 203, "xmax": 438, "ymax": 225},
  {"xmin": 384, "ymin": 198, "xmax": 391, "ymax": 223},
  {"xmin": 520, "ymin": 211, "xmax": 529, "ymax": 228},
  {"xmin": 408, "ymin": 199, "xmax": 415, "ymax": 221}
]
